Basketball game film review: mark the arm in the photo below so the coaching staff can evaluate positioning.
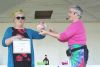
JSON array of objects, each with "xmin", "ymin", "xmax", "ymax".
[
  {"xmin": 30, "ymin": 29, "xmax": 45, "ymax": 39},
  {"xmin": 5, "ymin": 37, "xmax": 13, "ymax": 46},
  {"xmin": 39, "ymin": 30, "xmax": 60, "ymax": 39},
  {"xmin": 5, "ymin": 35, "xmax": 22, "ymax": 46},
  {"xmin": 58, "ymin": 23, "xmax": 79, "ymax": 42},
  {"xmin": 2, "ymin": 27, "xmax": 22, "ymax": 47},
  {"xmin": 2, "ymin": 27, "xmax": 12, "ymax": 47},
  {"xmin": 40, "ymin": 23, "xmax": 78, "ymax": 42}
]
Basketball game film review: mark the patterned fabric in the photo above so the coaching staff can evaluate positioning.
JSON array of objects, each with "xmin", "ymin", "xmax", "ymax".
[
  {"xmin": 69, "ymin": 44, "xmax": 88, "ymax": 67},
  {"xmin": 12, "ymin": 27, "xmax": 31, "ymax": 67},
  {"xmin": 15, "ymin": 53, "xmax": 31, "ymax": 61}
]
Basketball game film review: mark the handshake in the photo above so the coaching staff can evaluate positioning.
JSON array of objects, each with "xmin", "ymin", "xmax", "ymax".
[
  {"xmin": 37, "ymin": 20, "xmax": 56, "ymax": 36},
  {"xmin": 37, "ymin": 20, "xmax": 48, "ymax": 35}
]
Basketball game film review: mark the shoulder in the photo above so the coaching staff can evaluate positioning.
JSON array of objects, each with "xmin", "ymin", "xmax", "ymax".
[
  {"xmin": 73, "ymin": 20, "xmax": 83, "ymax": 26},
  {"xmin": 5, "ymin": 27, "xmax": 13, "ymax": 32}
]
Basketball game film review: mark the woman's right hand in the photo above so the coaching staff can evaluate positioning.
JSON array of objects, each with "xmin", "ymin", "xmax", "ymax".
[
  {"xmin": 11, "ymin": 35, "xmax": 22, "ymax": 40},
  {"xmin": 5, "ymin": 35, "xmax": 22, "ymax": 46}
]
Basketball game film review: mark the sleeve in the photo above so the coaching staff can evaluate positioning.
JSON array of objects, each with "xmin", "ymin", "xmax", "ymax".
[
  {"xmin": 2, "ymin": 27, "xmax": 12, "ymax": 47},
  {"xmin": 58, "ymin": 23, "xmax": 78, "ymax": 42},
  {"xmin": 30, "ymin": 29, "xmax": 45, "ymax": 39}
]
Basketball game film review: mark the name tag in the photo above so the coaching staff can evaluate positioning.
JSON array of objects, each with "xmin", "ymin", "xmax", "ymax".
[{"xmin": 13, "ymin": 39, "xmax": 31, "ymax": 54}]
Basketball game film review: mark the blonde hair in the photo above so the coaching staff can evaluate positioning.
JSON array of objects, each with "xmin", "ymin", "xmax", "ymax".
[
  {"xmin": 14, "ymin": 9, "xmax": 24, "ymax": 16},
  {"xmin": 11, "ymin": 9, "xmax": 24, "ymax": 17}
]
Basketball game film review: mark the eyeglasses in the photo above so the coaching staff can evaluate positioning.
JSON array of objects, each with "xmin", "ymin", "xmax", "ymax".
[{"xmin": 16, "ymin": 16, "xmax": 25, "ymax": 20}]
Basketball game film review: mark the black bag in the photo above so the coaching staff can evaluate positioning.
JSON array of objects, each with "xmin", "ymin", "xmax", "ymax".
[
  {"xmin": 66, "ymin": 49, "xmax": 72, "ymax": 56},
  {"xmin": 66, "ymin": 45, "xmax": 88, "ymax": 57}
]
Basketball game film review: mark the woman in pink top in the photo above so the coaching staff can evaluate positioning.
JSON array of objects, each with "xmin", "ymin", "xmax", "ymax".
[{"xmin": 40, "ymin": 5, "xmax": 88, "ymax": 67}]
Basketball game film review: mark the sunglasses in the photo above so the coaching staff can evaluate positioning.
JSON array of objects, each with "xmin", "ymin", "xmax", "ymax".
[{"xmin": 16, "ymin": 16, "xmax": 25, "ymax": 20}]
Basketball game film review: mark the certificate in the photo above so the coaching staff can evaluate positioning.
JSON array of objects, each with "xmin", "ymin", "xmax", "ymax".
[{"xmin": 13, "ymin": 39, "xmax": 31, "ymax": 54}]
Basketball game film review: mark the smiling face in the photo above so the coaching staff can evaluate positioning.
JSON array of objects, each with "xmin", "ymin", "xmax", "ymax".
[{"xmin": 14, "ymin": 11, "xmax": 26, "ymax": 28}]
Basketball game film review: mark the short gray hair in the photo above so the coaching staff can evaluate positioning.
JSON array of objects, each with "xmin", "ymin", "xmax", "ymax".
[{"xmin": 71, "ymin": 5, "xmax": 83, "ymax": 18}]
